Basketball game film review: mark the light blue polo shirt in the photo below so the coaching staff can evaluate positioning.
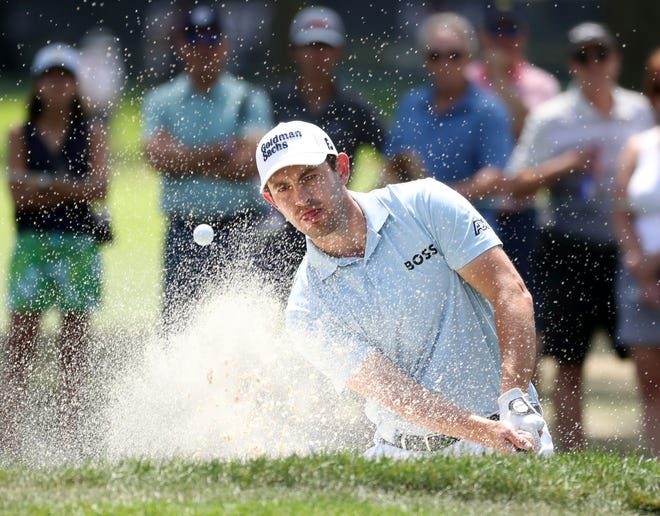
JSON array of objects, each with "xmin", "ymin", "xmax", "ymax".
[
  {"xmin": 143, "ymin": 72, "xmax": 272, "ymax": 219},
  {"xmin": 286, "ymin": 178, "xmax": 506, "ymax": 442}
]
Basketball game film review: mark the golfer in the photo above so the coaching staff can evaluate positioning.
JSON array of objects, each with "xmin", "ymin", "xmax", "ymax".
[{"xmin": 256, "ymin": 121, "xmax": 553, "ymax": 457}]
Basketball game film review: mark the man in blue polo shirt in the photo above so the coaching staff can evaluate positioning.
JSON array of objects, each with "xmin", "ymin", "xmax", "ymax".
[
  {"xmin": 385, "ymin": 12, "xmax": 512, "ymax": 229},
  {"xmin": 256, "ymin": 120, "xmax": 553, "ymax": 457},
  {"xmin": 143, "ymin": 5, "xmax": 272, "ymax": 329}
]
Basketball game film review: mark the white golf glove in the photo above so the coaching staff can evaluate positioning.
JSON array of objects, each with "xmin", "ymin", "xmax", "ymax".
[{"xmin": 498, "ymin": 387, "xmax": 548, "ymax": 454}]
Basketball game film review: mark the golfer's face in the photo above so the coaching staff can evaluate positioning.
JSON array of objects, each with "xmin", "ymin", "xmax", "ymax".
[{"xmin": 267, "ymin": 161, "xmax": 345, "ymax": 239}]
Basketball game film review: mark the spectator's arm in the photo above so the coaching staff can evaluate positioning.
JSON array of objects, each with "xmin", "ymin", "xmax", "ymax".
[
  {"xmin": 379, "ymin": 151, "xmax": 427, "ymax": 186},
  {"xmin": 452, "ymin": 166, "xmax": 505, "ymax": 200},
  {"xmin": 8, "ymin": 123, "xmax": 109, "ymax": 209},
  {"xmin": 613, "ymin": 135, "xmax": 660, "ymax": 288},
  {"xmin": 506, "ymin": 148, "xmax": 596, "ymax": 198},
  {"xmin": 144, "ymin": 129, "xmax": 241, "ymax": 180}
]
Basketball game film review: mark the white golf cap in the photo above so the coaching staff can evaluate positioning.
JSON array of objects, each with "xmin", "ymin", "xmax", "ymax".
[
  {"xmin": 256, "ymin": 121, "xmax": 338, "ymax": 192},
  {"xmin": 31, "ymin": 43, "xmax": 80, "ymax": 77},
  {"xmin": 289, "ymin": 6, "xmax": 345, "ymax": 47}
]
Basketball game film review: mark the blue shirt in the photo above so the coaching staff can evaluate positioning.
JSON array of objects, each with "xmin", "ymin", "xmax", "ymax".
[
  {"xmin": 286, "ymin": 179, "xmax": 505, "ymax": 442},
  {"xmin": 143, "ymin": 72, "xmax": 273, "ymax": 219},
  {"xmin": 386, "ymin": 84, "xmax": 513, "ymax": 184}
]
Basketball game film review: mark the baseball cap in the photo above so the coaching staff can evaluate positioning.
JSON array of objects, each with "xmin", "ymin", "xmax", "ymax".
[
  {"xmin": 31, "ymin": 43, "xmax": 80, "ymax": 77},
  {"xmin": 182, "ymin": 4, "xmax": 222, "ymax": 44},
  {"xmin": 484, "ymin": 1, "xmax": 524, "ymax": 36},
  {"xmin": 256, "ymin": 121, "xmax": 338, "ymax": 192},
  {"xmin": 567, "ymin": 22, "xmax": 615, "ymax": 50},
  {"xmin": 289, "ymin": 6, "xmax": 345, "ymax": 47}
]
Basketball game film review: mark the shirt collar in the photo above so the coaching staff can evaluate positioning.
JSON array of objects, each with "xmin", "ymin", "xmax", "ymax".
[{"xmin": 305, "ymin": 190, "xmax": 390, "ymax": 281}]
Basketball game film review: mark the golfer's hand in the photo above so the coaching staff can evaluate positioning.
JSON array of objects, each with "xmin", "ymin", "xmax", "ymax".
[
  {"xmin": 498, "ymin": 388, "xmax": 547, "ymax": 452},
  {"xmin": 479, "ymin": 419, "xmax": 536, "ymax": 454}
]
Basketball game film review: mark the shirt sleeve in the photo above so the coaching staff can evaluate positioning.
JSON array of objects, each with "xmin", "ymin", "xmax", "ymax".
[{"xmin": 415, "ymin": 178, "xmax": 503, "ymax": 270}]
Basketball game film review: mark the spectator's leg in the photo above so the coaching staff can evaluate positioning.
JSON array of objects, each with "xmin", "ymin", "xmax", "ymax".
[
  {"xmin": 1, "ymin": 312, "xmax": 40, "ymax": 454},
  {"xmin": 631, "ymin": 346, "xmax": 660, "ymax": 456},
  {"xmin": 58, "ymin": 311, "xmax": 90, "ymax": 442},
  {"xmin": 552, "ymin": 361, "xmax": 587, "ymax": 451}
]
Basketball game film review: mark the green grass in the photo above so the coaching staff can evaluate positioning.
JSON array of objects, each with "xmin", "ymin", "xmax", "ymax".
[{"xmin": 0, "ymin": 453, "xmax": 657, "ymax": 514}]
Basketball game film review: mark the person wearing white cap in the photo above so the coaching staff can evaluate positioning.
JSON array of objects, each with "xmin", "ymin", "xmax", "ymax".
[
  {"xmin": 266, "ymin": 5, "xmax": 385, "ymax": 298},
  {"xmin": 256, "ymin": 120, "xmax": 554, "ymax": 458},
  {"xmin": 142, "ymin": 4, "xmax": 273, "ymax": 330},
  {"xmin": 2, "ymin": 43, "xmax": 109, "ymax": 456},
  {"xmin": 505, "ymin": 22, "xmax": 655, "ymax": 451}
]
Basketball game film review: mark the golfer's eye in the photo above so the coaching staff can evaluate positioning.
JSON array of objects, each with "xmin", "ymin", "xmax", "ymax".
[
  {"xmin": 301, "ymin": 173, "xmax": 317, "ymax": 183},
  {"xmin": 274, "ymin": 184, "xmax": 291, "ymax": 193}
]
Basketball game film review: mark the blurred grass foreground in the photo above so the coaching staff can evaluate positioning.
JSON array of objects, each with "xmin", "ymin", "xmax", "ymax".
[{"xmin": 0, "ymin": 452, "xmax": 658, "ymax": 514}]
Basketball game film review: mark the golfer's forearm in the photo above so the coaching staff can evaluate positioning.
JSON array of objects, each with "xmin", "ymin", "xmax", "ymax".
[
  {"xmin": 346, "ymin": 351, "xmax": 482, "ymax": 439},
  {"xmin": 494, "ymin": 289, "xmax": 537, "ymax": 392}
]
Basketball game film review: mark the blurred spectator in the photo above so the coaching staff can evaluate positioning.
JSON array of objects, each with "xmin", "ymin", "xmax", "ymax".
[
  {"xmin": 1, "ymin": 43, "xmax": 109, "ymax": 454},
  {"xmin": 384, "ymin": 11, "xmax": 513, "ymax": 229},
  {"xmin": 467, "ymin": 2, "xmax": 560, "ymax": 139},
  {"xmin": 271, "ymin": 5, "xmax": 385, "ymax": 167},
  {"xmin": 266, "ymin": 5, "xmax": 386, "ymax": 296},
  {"xmin": 613, "ymin": 47, "xmax": 660, "ymax": 457},
  {"xmin": 467, "ymin": 2, "xmax": 560, "ymax": 292},
  {"xmin": 142, "ymin": 5, "xmax": 272, "ymax": 330},
  {"xmin": 78, "ymin": 28, "xmax": 126, "ymax": 125},
  {"xmin": 506, "ymin": 22, "xmax": 655, "ymax": 451}
]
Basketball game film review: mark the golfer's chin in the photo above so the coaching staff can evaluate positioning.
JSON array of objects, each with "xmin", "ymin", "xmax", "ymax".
[{"xmin": 293, "ymin": 218, "xmax": 334, "ymax": 240}]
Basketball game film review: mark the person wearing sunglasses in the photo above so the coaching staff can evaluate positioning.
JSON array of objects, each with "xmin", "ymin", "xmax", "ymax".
[
  {"xmin": 142, "ymin": 5, "xmax": 273, "ymax": 331},
  {"xmin": 613, "ymin": 47, "xmax": 660, "ymax": 457},
  {"xmin": 505, "ymin": 22, "xmax": 655, "ymax": 451},
  {"xmin": 384, "ymin": 12, "xmax": 513, "ymax": 233}
]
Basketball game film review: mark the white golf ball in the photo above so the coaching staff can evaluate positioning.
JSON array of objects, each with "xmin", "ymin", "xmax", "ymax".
[{"xmin": 193, "ymin": 223, "xmax": 214, "ymax": 246}]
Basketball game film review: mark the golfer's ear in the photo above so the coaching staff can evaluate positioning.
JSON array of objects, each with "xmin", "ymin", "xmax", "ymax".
[
  {"xmin": 337, "ymin": 152, "xmax": 350, "ymax": 185},
  {"xmin": 263, "ymin": 190, "xmax": 278, "ymax": 209}
]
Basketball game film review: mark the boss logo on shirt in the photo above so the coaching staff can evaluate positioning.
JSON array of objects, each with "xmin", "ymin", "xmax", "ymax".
[
  {"xmin": 473, "ymin": 218, "xmax": 490, "ymax": 236},
  {"xmin": 404, "ymin": 244, "xmax": 439, "ymax": 270}
]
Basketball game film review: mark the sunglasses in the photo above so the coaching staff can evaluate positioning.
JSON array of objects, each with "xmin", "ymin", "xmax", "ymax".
[
  {"xmin": 573, "ymin": 45, "xmax": 611, "ymax": 65},
  {"xmin": 426, "ymin": 50, "xmax": 465, "ymax": 62}
]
